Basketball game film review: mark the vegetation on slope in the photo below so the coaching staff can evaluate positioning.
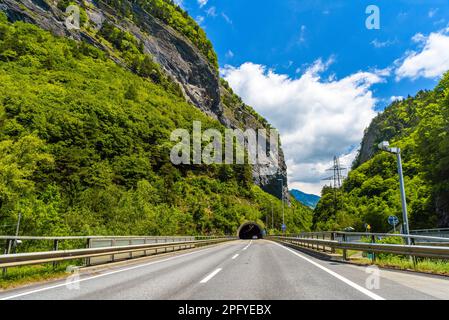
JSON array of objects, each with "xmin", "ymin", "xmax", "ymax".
[
  {"xmin": 93, "ymin": 0, "xmax": 219, "ymax": 69},
  {"xmin": 0, "ymin": 16, "xmax": 312, "ymax": 237},
  {"xmin": 314, "ymin": 74, "xmax": 449, "ymax": 232}
]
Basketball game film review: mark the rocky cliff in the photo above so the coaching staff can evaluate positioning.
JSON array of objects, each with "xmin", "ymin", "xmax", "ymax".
[{"xmin": 0, "ymin": 0, "xmax": 288, "ymax": 199}]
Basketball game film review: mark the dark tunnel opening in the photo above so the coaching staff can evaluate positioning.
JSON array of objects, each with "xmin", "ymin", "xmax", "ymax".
[{"xmin": 238, "ymin": 222, "xmax": 263, "ymax": 239}]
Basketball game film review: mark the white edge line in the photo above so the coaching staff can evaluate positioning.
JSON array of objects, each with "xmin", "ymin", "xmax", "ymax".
[
  {"xmin": 200, "ymin": 268, "xmax": 222, "ymax": 284},
  {"xmin": 242, "ymin": 240, "xmax": 253, "ymax": 251},
  {"xmin": 232, "ymin": 254, "xmax": 239, "ymax": 260},
  {"xmin": 270, "ymin": 241, "xmax": 386, "ymax": 301},
  {"xmin": 0, "ymin": 244, "xmax": 225, "ymax": 300}
]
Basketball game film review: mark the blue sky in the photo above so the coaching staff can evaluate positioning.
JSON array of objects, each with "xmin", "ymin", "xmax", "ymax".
[{"xmin": 178, "ymin": 0, "xmax": 449, "ymax": 195}]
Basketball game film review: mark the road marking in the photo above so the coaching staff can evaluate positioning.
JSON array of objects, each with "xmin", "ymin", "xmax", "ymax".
[
  {"xmin": 232, "ymin": 254, "xmax": 239, "ymax": 260},
  {"xmin": 271, "ymin": 241, "xmax": 386, "ymax": 301},
  {"xmin": 0, "ymin": 243, "xmax": 232, "ymax": 300},
  {"xmin": 200, "ymin": 268, "xmax": 222, "ymax": 284},
  {"xmin": 242, "ymin": 240, "xmax": 252, "ymax": 251}
]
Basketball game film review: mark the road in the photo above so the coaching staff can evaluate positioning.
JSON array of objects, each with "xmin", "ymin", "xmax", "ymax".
[{"xmin": 1, "ymin": 240, "xmax": 449, "ymax": 300}]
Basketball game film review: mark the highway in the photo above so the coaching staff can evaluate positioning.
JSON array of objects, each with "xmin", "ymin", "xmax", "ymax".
[{"xmin": 1, "ymin": 240, "xmax": 449, "ymax": 300}]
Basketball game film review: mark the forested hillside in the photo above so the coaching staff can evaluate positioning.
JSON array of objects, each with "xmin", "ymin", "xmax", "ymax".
[
  {"xmin": 314, "ymin": 74, "xmax": 449, "ymax": 232},
  {"xmin": 0, "ymin": 15, "xmax": 312, "ymax": 236}
]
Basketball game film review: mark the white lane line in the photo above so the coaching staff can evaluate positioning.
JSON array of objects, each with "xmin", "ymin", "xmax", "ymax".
[
  {"xmin": 232, "ymin": 254, "xmax": 239, "ymax": 260},
  {"xmin": 271, "ymin": 241, "xmax": 386, "ymax": 301},
  {"xmin": 242, "ymin": 240, "xmax": 253, "ymax": 251},
  {"xmin": 200, "ymin": 268, "xmax": 222, "ymax": 284},
  {"xmin": 0, "ymin": 243, "xmax": 231, "ymax": 301}
]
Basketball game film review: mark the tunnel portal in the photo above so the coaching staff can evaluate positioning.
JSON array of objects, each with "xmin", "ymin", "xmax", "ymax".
[{"xmin": 237, "ymin": 222, "xmax": 263, "ymax": 239}]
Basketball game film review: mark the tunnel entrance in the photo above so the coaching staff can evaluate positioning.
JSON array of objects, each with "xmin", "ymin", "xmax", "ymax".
[{"xmin": 237, "ymin": 222, "xmax": 263, "ymax": 239}]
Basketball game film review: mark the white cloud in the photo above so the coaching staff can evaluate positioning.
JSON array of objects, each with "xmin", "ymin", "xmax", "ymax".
[
  {"xmin": 371, "ymin": 38, "xmax": 396, "ymax": 48},
  {"xmin": 390, "ymin": 96, "xmax": 404, "ymax": 102},
  {"xmin": 222, "ymin": 60, "xmax": 383, "ymax": 194},
  {"xmin": 197, "ymin": 0, "xmax": 208, "ymax": 8},
  {"xmin": 221, "ymin": 13, "xmax": 233, "ymax": 25},
  {"xmin": 173, "ymin": 0, "xmax": 184, "ymax": 8},
  {"xmin": 298, "ymin": 25, "xmax": 307, "ymax": 44},
  {"xmin": 225, "ymin": 50, "xmax": 234, "ymax": 59},
  {"xmin": 206, "ymin": 6, "xmax": 217, "ymax": 17},
  {"xmin": 428, "ymin": 8, "xmax": 439, "ymax": 18},
  {"xmin": 395, "ymin": 30, "xmax": 449, "ymax": 80},
  {"xmin": 195, "ymin": 16, "xmax": 205, "ymax": 25}
]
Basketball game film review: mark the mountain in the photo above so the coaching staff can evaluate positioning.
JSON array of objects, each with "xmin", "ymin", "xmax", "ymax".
[
  {"xmin": 313, "ymin": 75, "xmax": 449, "ymax": 232},
  {"xmin": 0, "ymin": 0, "xmax": 311, "ymax": 236},
  {"xmin": 0, "ymin": 0, "xmax": 288, "ymax": 200},
  {"xmin": 290, "ymin": 190, "xmax": 320, "ymax": 209}
]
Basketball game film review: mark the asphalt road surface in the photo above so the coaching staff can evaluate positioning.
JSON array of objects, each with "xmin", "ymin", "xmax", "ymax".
[{"xmin": 1, "ymin": 240, "xmax": 449, "ymax": 300}]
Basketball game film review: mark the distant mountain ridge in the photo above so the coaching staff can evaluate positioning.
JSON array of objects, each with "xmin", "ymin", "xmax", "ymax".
[{"xmin": 290, "ymin": 190, "xmax": 321, "ymax": 209}]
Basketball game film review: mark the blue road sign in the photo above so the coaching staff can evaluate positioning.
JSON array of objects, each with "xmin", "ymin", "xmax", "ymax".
[
  {"xmin": 281, "ymin": 224, "xmax": 286, "ymax": 232},
  {"xmin": 388, "ymin": 216, "xmax": 399, "ymax": 226}
]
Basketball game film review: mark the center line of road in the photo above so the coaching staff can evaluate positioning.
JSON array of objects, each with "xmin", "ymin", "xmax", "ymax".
[
  {"xmin": 242, "ymin": 240, "xmax": 252, "ymax": 251},
  {"xmin": 271, "ymin": 241, "xmax": 386, "ymax": 301},
  {"xmin": 200, "ymin": 268, "xmax": 222, "ymax": 283},
  {"xmin": 232, "ymin": 254, "xmax": 239, "ymax": 260}
]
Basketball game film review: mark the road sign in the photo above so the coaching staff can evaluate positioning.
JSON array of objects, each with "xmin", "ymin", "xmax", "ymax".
[
  {"xmin": 388, "ymin": 216, "xmax": 399, "ymax": 226},
  {"xmin": 281, "ymin": 224, "xmax": 286, "ymax": 232}
]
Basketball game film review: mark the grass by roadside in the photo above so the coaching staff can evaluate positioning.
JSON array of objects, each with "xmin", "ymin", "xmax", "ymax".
[
  {"xmin": 350, "ymin": 255, "xmax": 449, "ymax": 276},
  {"xmin": 0, "ymin": 262, "xmax": 79, "ymax": 290}
]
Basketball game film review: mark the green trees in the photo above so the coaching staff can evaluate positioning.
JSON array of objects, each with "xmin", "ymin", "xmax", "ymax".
[
  {"xmin": 314, "ymin": 73, "xmax": 449, "ymax": 232},
  {"xmin": 0, "ymin": 17, "xmax": 312, "ymax": 236}
]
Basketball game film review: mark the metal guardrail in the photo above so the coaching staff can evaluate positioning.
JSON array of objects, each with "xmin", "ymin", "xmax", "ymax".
[
  {"xmin": 288, "ymin": 231, "xmax": 449, "ymax": 243},
  {"xmin": 0, "ymin": 236, "xmax": 236, "ymax": 270},
  {"xmin": 269, "ymin": 233, "xmax": 449, "ymax": 261}
]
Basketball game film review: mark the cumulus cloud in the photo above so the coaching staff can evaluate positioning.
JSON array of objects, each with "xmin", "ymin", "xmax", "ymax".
[
  {"xmin": 222, "ymin": 60, "xmax": 383, "ymax": 194},
  {"xmin": 395, "ymin": 30, "xmax": 449, "ymax": 80}
]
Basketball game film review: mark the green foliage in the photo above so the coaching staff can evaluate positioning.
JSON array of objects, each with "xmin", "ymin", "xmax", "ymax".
[
  {"xmin": 0, "ymin": 18, "xmax": 312, "ymax": 237},
  {"xmin": 314, "ymin": 73, "xmax": 449, "ymax": 232}
]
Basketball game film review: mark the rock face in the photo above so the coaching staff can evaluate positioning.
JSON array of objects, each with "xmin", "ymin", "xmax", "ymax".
[{"xmin": 0, "ymin": 0, "xmax": 289, "ymax": 200}]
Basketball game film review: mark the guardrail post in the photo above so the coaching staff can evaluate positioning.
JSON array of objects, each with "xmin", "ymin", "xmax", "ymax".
[
  {"xmin": 342, "ymin": 234, "xmax": 348, "ymax": 261},
  {"xmin": 411, "ymin": 238, "xmax": 417, "ymax": 268},
  {"xmin": 2, "ymin": 239, "xmax": 12, "ymax": 276},
  {"xmin": 370, "ymin": 235, "xmax": 376, "ymax": 263},
  {"xmin": 111, "ymin": 239, "xmax": 116, "ymax": 262},
  {"xmin": 85, "ymin": 238, "xmax": 91, "ymax": 266},
  {"xmin": 331, "ymin": 232, "xmax": 335, "ymax": 253},
  {"xmin": 52, "ymin": 239, "xmax": 59, "ymax": 268}
]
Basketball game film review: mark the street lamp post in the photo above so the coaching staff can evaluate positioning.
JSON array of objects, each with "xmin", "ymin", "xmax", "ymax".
[
  {"xmin": 378, "ymin": 141, "xmax": 411, "ymax": 245},
  {"xmin": 277, "ymin": 178, "xmax": 285, "ymax": 233}
]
